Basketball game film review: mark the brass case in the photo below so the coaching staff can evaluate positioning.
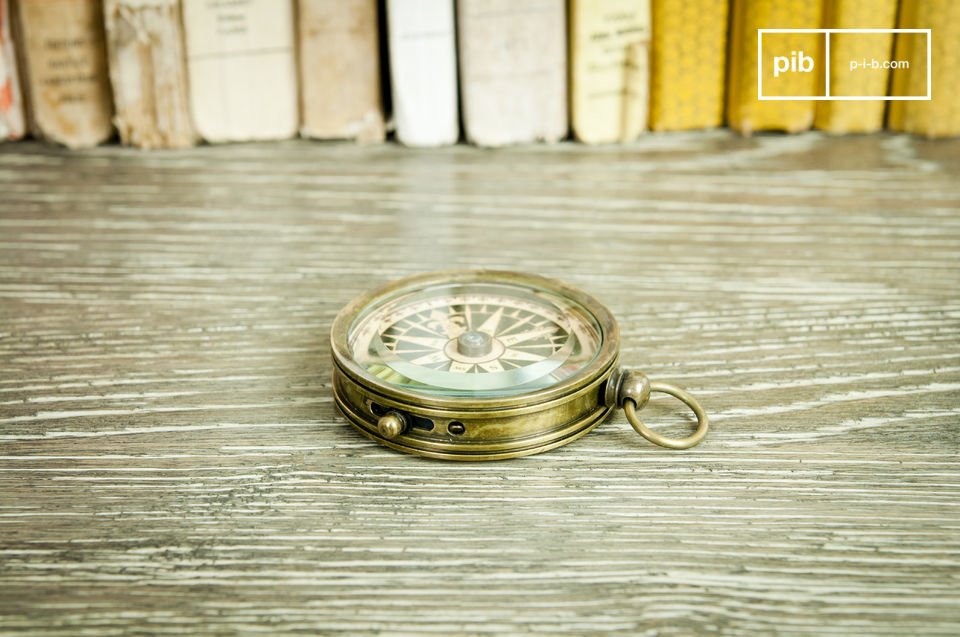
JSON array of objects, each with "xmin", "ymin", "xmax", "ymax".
[{"xmin": 330, "ymin": 271, "xmax": 621, "ymax": 461}]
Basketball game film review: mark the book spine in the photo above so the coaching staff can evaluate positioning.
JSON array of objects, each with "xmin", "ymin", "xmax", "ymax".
[
  {"xmin": 298, "ymin": 0, "xmax": 384, "ymax": 142},
  {"xmin": 15, "ymin": 0, "xmax": 114, "ymax": 148},
  {"xmin": 649, "ymin": 0, "xmax": 727, "ymax": 131},
  {"xmin": 569, "ymin": 0, "xmax": 650, "ymax": 144},
  {"xmin": 457, "ymin": 0, "xmax": 567, "ymax": 147},
  {"xmin": 888, "ymin": 0, "xmax": 959, "ymax": 138},
  {"xmin": 814, "ymin": 0, "xmax": 897, "ymax": 134},
  {"xmin": 0, "ymin": 0, "xmax": 25, "ymax": 140},
  {"xmin": 181, "ymin": 0, "xmax": 298, "ymax": 143},
  {"xmin": 104, "ymin": 0, "xmax": 197, "ymax": 149},
  {"xmin": 386, "ymin": 0, "xmax": 458, "ymax": 147},
  {"xmin": 622, "ymin": 41, "xmax": 649, "ymax": 139},
  {"xmin": 727, "ymin": 0, "xmax": 823, "ymax": 134}
]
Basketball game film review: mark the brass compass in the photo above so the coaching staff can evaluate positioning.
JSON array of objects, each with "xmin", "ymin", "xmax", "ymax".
[{"xmin": 331, "ymin": 270, "xmax": 708, "ymax": 460}]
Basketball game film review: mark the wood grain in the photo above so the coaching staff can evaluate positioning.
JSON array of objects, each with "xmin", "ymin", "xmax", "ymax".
[{"xmin": 0, "ymin": 133, "xmax": 958, "ymax": 635}]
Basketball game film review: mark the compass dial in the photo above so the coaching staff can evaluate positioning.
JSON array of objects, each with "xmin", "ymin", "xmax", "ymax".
[{"xmin": 348, "ymin": 282, "xmax": 603, "ymax": 397}]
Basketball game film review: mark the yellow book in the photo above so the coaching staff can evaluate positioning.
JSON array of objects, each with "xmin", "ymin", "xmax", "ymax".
[
  {"xmin": 649, "ymin": 0, "xmax": 727, "ymax": 131},
  {"xmin": 569, "ymin": 0, "xmax": 650, "ymax": 144},
  {"xmin": 888, "ymin": 0, "xmax": 959, "ymax": 138},
  {"xmin": 727, "ymin": 0, "xmax": 823, "ymax": 134},
  {"xmin": 814, "ymin": 0, "xmax": 897, "ymax": 134}
]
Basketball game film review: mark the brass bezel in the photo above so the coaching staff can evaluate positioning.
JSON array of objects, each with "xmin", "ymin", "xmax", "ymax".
[{"xmin": 330, "ymin": 270, "xmax": 621, "ymax": 460}]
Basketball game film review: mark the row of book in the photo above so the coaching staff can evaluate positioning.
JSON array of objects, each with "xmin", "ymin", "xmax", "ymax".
[{"xmin": 0, "ymin": 0, "xmax": 957, "ymax": 150}]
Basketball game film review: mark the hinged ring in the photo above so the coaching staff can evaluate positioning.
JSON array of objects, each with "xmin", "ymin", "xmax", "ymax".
[{"xmin": 618, "ymin": 370, "xmax": 709, "ymax": 449}]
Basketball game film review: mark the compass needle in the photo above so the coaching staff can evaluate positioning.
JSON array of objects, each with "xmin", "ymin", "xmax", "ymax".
[
  {"xmin": 477, "ymin": 306, "xmax": 504, "ymax": 336},
  {"xmin": 495, "ymin": 312, "xmax": 535, "ymax": 337}
]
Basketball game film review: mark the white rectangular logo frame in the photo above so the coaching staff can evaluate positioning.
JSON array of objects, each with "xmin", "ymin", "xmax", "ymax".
[{"xmin": 757, "ymin": 28, "xmax": 932, "ymax": 101}]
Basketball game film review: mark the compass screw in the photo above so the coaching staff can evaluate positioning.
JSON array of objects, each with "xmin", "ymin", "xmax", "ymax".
[
  {"xmin": 377, "ymin": 412, "xmax": 407, "ymax": 439},
  {"xmin": 457, "ymin": 330, "xmax": 493, "ymax": 357}
]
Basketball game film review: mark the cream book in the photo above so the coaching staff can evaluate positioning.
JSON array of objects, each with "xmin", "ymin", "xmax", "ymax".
[
  {"xmin": 15, "ymin": 0, "xmax": 113, "ymax": 148},
  {"xmin": 727, "ymin": 0, "xmax": 823, "ymax": 134},
  {"xmin": 298, "ymin": 0, "xmax": 384, "ymax": 142},
  {"xmin": 569, "ymin": 0, "xmax": 650, "ymax": 144},
  {"xmin": 386, "ymin": 0, "xmax": 458, "ymax": 147},
  {"xmin": 814, "ymin": 0, "xmax": 897, "ymax": 134},
  {"xmin": 888, "ymin": 0, "xmax": 959, "ymax": 138},
  {"xmin": 181, "ymin": 0, "xmax": 298, "ymax": 143},
  {"xmin": 0, "ymin": 0, "xmax": 25, "ymax": 140},
  {"xmin": 650, "ymin": 0, "xmax": 727, "ymax": 131},
  {"xmin": 457, "ymin": 0, "xmax": 567, "ymax": 147},
  {"xmin": 104, "ymin": 0, "xmax": 196, "ymax": 149}
]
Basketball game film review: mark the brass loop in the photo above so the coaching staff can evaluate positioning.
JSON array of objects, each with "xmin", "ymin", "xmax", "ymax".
[{"xmin": 622, "ymin": 381, "xmax": 709, "ymax": 450}]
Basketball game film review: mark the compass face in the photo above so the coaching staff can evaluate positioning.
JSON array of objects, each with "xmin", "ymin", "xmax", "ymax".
[{"xmin": 348, "ymin": 281, "xmax": 603, "ymax": 398}]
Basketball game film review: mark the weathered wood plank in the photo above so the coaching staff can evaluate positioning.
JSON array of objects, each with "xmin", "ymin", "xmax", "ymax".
[{"xmin": 0, "ymin": 133, "xmax": 958, "ymax": 635}]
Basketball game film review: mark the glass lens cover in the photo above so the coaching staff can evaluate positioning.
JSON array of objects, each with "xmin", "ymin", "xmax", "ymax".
[{"xmin": 348, "ymin": 281, "xmax": 603, "ymax": 398}]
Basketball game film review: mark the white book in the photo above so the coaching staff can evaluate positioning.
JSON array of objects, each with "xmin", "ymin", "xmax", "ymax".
[
  {"xmin": 298, "ymin": 0, "xmax": 384, "ymax": 142},
  {"xmin": 457, "ymin": 0, "xmax": 567, "ymax": 147},
  {"xmin": 181, "ymin": 0, "xmax": 298, "ymax": 143},
  {"xmin": 569, "ymin": 0, "xmax": 650, "ymax": 144},
  {"xmin": 104, "ymin": 0, "xmax": 197, "ymax": 149},
  {"xmin": 0, "ymin": 0, "xmax": 25, "ymax": 140},
  {"xmin": 386, "ymin": 0, "xmax": 458, "ymax": 147},
  {"xmin": 15, "ymin": 0, "xmax": 114, "ymax": 148}
]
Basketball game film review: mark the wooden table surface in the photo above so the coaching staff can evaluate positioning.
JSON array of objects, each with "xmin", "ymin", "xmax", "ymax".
[{"xmin": 1, "ymin": 133, "xmax": 958, "ymax": 636}]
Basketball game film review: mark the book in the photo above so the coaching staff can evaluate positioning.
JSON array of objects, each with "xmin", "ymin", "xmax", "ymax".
[
  {"xmin": 727, "ymin": 0, "xmax": 823, "ymax": 134},
  {"xmin": 457, "ymin": 0, "xmax": 567, "ymax": 147},
  {"xmin": 103, "ymin": 0, "xmax": 197, "ymax": 149},
  {"xmin": 814, "ymin": 0, "xmax": 897, "ymax": 134},
  {"xmin": 888, "ymin": 0, "xmax": 959, "ymax": 138},
  {"xmin": 298, "ymin": 0, "xmax": 385, "ymax": 142},
  {"xmin": 569, "ymin": 0, "xmax": 650, "ymax": 144},
  {"xmin": 386, "ymin": 0, "xmax": 458, "ymax": 147},
  {"xmin": 181, "ymin": 0, "xmax": 298, "ymax": 143},
  {"xmin": 0, "ymin": 0, "xmax": 25, "ymax": 140},
  {"xmin": 622, "ymin": 41, "xmax": 649, "ymax": 138},
  {"xmin": 15, "ymin": 0, "xmax": 114, "ymax": 148},
  {"xmin": 649, "ymin": 0, "xmax": 727, "ymax": 131}
]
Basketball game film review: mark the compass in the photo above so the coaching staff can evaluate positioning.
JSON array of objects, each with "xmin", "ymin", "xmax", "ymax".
[{"xmin": 331, "ymin": 270, "xmax": 708, "ymax": 460}]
